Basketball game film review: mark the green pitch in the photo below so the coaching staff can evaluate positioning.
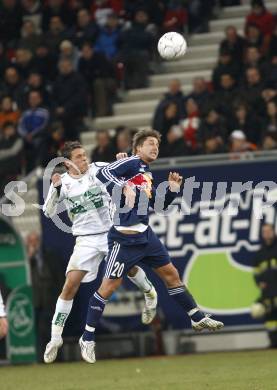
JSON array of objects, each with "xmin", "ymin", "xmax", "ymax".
[{"xmin": 1, "ymin": 350, "xmax": 277, "ymax": 390}]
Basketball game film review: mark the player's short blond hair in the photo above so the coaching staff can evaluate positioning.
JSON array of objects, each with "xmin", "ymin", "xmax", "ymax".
[{"xmin": 132, "ymin": 128, "xmax": 161, "ymax": 154}]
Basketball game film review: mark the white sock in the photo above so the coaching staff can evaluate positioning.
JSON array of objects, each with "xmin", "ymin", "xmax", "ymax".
[
  {"xmin": 128, "ymin": 267, "xmax": 153, "ymax": 293},
  {"xmin": 51, "ymin": 297, "xmax": 73, "ymax": 341}
]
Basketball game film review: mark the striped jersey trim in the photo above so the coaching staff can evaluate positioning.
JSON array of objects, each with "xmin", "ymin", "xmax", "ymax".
[
  {"xmin": 104, "ymin": 242, "xmax": 120, "ymax": 278},
  {"xmin": 168, "ymin": 287, "xmax": 185, "ymax": 295},
  {"xmin": 101, "ymin": 156, "xmax": 140, "ymax": 187},
  {"xmin": 94, "ymin": 292, "xmax": 108, "ymax": 304}
]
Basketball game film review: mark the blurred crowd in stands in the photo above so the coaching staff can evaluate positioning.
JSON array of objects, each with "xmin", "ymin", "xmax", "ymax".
[{"xmin": 0, "ymin": 0, "xmax": 276, "ymax": 195}]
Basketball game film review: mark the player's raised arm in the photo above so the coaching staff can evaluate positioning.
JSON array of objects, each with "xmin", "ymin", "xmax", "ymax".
[
  {"xmin": 43, "ymin": 173, "xmax": 64, "ymax": 218},
  {"xmin": 150, "ymin": 171, "xmax": 183, "ymax": 210}
]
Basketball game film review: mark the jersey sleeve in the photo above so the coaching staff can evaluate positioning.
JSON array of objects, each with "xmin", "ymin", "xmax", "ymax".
[
  {"xmin": 150, "ymin": 185, "xmax": 179, "ymax": 210},
  {"xmin": 96, "ymin": 157, "xmax": 141, "ymax": 194},
  {"xmin": 43, "ymin": 182, "xmax": 65, "ymax": 218},
  {"xmin": 0, "ymin": 289, "xmax": 6, "ymax": 317}
]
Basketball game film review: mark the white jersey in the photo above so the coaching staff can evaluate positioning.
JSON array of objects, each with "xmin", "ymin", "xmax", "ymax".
[
  {"xmin": 0, "ymin": 289, "xmax": 6, "ymax": 317},
  {"xmin": 43, "ymin": 163, "xmax": 112, "ymax": 236}
]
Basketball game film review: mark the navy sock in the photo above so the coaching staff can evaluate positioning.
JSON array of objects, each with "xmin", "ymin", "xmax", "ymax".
[
  {"xmin": 168, "ymin": 286, "xmax": 205, "ymax": 322},
  {"xmin": 83, "ymin": 292, "xmax": 107, "ymax": 341}
]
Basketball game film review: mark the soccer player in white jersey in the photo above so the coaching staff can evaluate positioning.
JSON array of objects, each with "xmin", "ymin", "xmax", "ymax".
[
  {"xmin": 0, "ymin": 288, "xmax": 8, "ymax": 339},
  {"xmin": 43, "ymin": 141, "xmax": 157, "ymax": 363}
]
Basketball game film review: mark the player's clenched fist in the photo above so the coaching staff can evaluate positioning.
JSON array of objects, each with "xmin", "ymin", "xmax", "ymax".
[
  {"xmin": 116, "ymin": 152, "xmax": 128, "ymax": 160},
  {"xmin": 168, "ymin": 172, "xmax": 183, "ymax": 192},
  {"xmin": 51, "ymin": 173, "xmax": 62, "ymax": 188}
]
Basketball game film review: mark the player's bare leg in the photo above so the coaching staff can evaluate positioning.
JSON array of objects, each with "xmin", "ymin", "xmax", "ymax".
[
  {"xmin": 127, "ymin": 266, "xmax": 158, "ymax": 324},
  {"xmin": 154, "ymin": 263, "xmax": 224, "ymax": 331},
  {"xmin": 80, "ymin": 277, "xmax": 121, "ymax": 363},
  {"xmin": 0, "ymin": 317, "xmax": 8, "ymax": 339},
  {"xmin": 44, "ymin": 270, "xmax": 87, "ymax": 364}
]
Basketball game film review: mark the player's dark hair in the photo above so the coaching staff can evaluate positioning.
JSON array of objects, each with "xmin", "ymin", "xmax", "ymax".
[
  {"xmin": 132, "ymin": 128, "xmax": 161, "ymax": 154},
  {"xmin": 62, "ymin": 141, "xmax": 83, "ymax": 160}
]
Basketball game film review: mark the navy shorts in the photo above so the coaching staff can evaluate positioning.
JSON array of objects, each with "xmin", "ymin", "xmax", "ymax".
[{"xmin": 104, "ymin": 226, "xmax": 171, "ymax": 279}]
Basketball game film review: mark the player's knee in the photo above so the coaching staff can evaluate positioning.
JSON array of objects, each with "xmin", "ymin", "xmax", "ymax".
[{"xmin": 127, "ymin": 266, "xmax": 138, "ymax": 278}]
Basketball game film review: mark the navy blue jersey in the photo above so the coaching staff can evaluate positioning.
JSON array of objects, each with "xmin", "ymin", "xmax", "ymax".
[{"xmin": 96, "ymin": 155, "xmax": 178, "ymax": 227}]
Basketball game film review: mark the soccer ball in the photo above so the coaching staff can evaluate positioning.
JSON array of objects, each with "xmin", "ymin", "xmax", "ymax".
[{"xmin": 157, "ymin": 32, "xmax": 187, "ymax": 60}]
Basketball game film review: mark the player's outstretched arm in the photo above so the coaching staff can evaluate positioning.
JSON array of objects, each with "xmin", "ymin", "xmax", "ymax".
[
  {"xmin": 43, "ymin": 173, "xmax": 63, "ymax": 218},
  {"xmin": 151, "ymin": 171, "xmax": 183, "ymax": 210}
]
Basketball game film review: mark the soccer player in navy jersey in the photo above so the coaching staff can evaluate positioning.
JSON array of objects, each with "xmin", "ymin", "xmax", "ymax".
[{"xmin": 79, "ymin": 129, "xmax": 224, "ymax": 363}]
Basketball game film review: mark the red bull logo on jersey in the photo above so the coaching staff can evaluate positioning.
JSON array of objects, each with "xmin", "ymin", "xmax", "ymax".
[{"xmin": 128, "ymin": 173, "xmax": 153, "ymax": 199}]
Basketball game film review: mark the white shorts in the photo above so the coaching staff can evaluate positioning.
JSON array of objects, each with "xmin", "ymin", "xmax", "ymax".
[{"xmin": 66, "ymin": 233, "xmax": 108, "ymax": 283}]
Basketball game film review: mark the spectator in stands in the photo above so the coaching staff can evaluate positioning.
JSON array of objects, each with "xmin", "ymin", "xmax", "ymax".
[
  {"xmin": 212, "ymin": 48, "xmax": 240, "ymax": 90},
  {"xmin": 245, "ymin": 23, "xmax": 264, "ymax": 51},
  {"xmin": 262, "ymin": 100, "xmax": 277, "ymax": 140},
  {"xmin": 219, "ymin": 26, "xmax": 245, "ymax": 65},
  {"xmin": 14, "ymin": 48, "xmax": 35, "ymax": 79},
  {"xmin": 180, "ymin": 98, "xmax": 201, "ymax": 153},
  {"xmin": 0, "ymin": 67, "xmax": 23, "ymax": 104},
  {"xmin": 95, "ymin": 12, "xmax": 121, "ymax": 60},
  {"xmin": 78, "ymin": 42, "xmax": 116, "ymax": 117},
  {"xmin": 74, "ymin": 8, "xmax": 98, "ymax": 48},
  {"xmin": 91, "ymin": 0, "xmax": 121, "ymax": 27},
  {"xmin": 0, "ymin": 43, "xmax": 9, "ymax": 79},
  {"xmin": 251, "ymin": 223, "xmax": 277, "ymax": 348},
  {"xmin": 262, "ymin": 133, "xmax": 277, "ymax": 151},
  {"xmin": 115, "ymin": 128, "xmax": 132, "ymax": 155},
  {"xmin": 0, "ymin": 96, "xmax": 20, "ymax": 130},
  {"xmin": 17, "ymin": 19, "xmax": 41, "ymax": 54},
  {"xmin": 240, "ymin": 67, "xmax": 264, "ymax": 115},
  {"xmin": 213, "ymin": 73, "xmax": 238, "ymax": 120},
  {"xmin": 243, "ymin": 46, "xmax": 267, "ymax": 78},
  {"xmin": 198, "ymin": 108, "xmax": 228, "ymax": 149},
  {"xmin": 153, "ymin": 79, "xmax": 185, "ymax": 125},
  {"xmin": 162, "ymin": 0, "xmax": 188, "ymax": 33},
  {"xmin": 187, "ymin": 0, "xmax": 214, "ymax": 33},
  {"xmin": 18, "ymin": 90, "xmax": 49, "ymax": 171},
  {"xmin": 265, "ymin": 55, "xmax": 277, "ymax": 90},
  {"xmin": 0, "ymin": 0, "xmax": 23, "ymax": 47},
  {"xmin": 53, "ymin": 58, "xmax": 87, "ymax": 140},
  {"xmin": 269, "ymin": 26, "xmax": 277, "ymax": 60},
  {"xmin": 42, "ymin": 0, "xmax": 75, "ymax": 32},
  {"xmin": 245, "ymin": 0, "xmax": 275, "ymax": 43},
  {"xmin": 33, "ymin": 43, "xmax": 58, "ymax": 82},
  {"xmin": 153, "ymin": 101, "xmax": 180, "ymax": 141},
  {"xmin": 119, "ymin": 9, "xmax": 155, "ymax": 89},
  {"xmin": 44, "ymin": 16, "xmax": 70, "ymax": 55},
  {"xmin": 18, "ymin": 71, "xmax": 52, "ymax": 110},
  {"xmin": 159, "ymin": 125, "xmax": 188, "ymax": 158},
  {"xmin": 229, "ymin": 129, "xmax": 257, "ymax": 156},
  {"xmin": 21, "ymin": 0, "xmax": 42, "ymax": 32},
  {"xmin": 59, "ymin": 40, "xmax": 79, "ymax": 70},
  {"xmin": 186, "ymin": 77, "xmax": 211, "ymax": 113},
  {"xmin": 0, "ymin": 121, "xmax": 23, "ymax": 195},
  {"xmin": 230, "ymin": 101, "xmax": 262, "ymax": 144},
  {"xmin": 203, "ymin": 134, "xmax": 227, "ymax": 155},
  {"xmin": 41, "ymin": 121, "xmax": 65, "ymax": 167},
  {"xmin": 91, "ymin": 129, "xmax": 116, "ymax": 162}
]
